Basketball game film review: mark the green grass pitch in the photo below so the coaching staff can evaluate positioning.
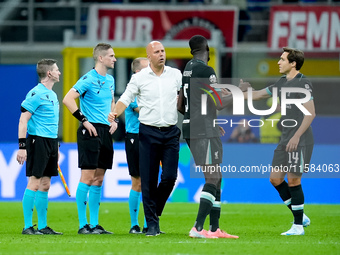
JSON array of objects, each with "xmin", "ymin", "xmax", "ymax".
[{"xmin": 0, "ymin": 202, "xmax": 339, "ymax": 255}]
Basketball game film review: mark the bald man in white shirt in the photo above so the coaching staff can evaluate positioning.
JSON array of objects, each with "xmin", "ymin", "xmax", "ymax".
[{"xmin": 109, "ymin": 41, "xmax": 182, "ymax": 236}]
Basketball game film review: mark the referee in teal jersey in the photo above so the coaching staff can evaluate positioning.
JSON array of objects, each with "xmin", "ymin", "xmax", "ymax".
[
  {"xmin": 17, "ymin": 59, "xmax": 62, "ymax": 235},
  {"xmin": 63, "ymin": 43, "xmax": 118, "ymax": 235},
  {"xmin": 125, "ymin": 57, "xmax": 149, "ymax": 234}
]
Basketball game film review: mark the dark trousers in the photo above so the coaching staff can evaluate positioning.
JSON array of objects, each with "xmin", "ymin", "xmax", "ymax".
[{"xmin": 139, "ymin": 123, "xmax": 181, "ymax": 228}]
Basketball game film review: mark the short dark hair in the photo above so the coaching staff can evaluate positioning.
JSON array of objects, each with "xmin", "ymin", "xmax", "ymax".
[
  {"xmin": 36, "ymin": 59, "xmax": 57, "ymax": 80},
  {"xmin": 93, "ymin": 43, "xmax": 112, "ymax": 62},
  {"xmin": 283, "ymin": 47, "xmax": 304, "ymax": 70},
  {"xmin": 131, "ymin": 57, "xmax": 148, "ymax": 73},
  {"xmin": 189, "ymin": 35, "xmax": 209, "ymax": 55}
]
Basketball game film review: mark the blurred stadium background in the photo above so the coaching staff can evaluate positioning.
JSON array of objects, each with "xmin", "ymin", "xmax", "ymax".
[{"xmin": 0, "ymin": 0, "xmax": 339, "ymax": 203}]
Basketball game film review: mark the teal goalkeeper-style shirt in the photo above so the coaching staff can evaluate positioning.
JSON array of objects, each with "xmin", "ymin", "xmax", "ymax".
[
  {"xmin": 73, "ymin": 69, "xmax": 115, "ymax": 125},
  {"xmin": 125, "ymin": 98, "xmax": 139, "ymax": 134},
  {"xmin": 21, "ymin": 83, "xmax": 59, "ymax": 138}
]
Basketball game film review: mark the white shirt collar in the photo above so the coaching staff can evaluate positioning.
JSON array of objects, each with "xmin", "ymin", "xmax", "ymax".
[{"xmin": 146, "ymin": 65, "xmax": 168, "ymax": 75}]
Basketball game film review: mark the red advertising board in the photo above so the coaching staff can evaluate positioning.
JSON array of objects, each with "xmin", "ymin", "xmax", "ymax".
[
  {"xmin": 87, "ymin": 5, "xmax": 238, "ymax": 47},
  {"xmin": 268, "ymin": 5, "xmax": 340, "ymax": 51}
]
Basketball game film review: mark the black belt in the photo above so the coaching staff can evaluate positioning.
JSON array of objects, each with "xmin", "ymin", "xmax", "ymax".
[{"xmin": 141, "ymin": 123, "xmax": 174, "ymax": 132}]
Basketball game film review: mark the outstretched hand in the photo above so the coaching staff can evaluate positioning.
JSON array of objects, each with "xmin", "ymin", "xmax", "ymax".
[{"xmin": 239, "ymin": 79, "xmax": 251, "ymax": 92}]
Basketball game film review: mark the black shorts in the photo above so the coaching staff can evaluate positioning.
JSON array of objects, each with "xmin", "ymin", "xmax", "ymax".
[
  {"xmin": 125, "ymin": 132, "xmax": 139, "ymax": 177},
  {"xmin": 272, "ymin": 144, "xmax": 314, "ymax": 175},
  {"xmin": 77, "ymin": 123, "xmax": 113, "ymax": 170},
  {"xmin": 186, "ymin": 137, "xmax": 223, "ymax": 166},
  {"xmin": 26, "ymin": 135, "xmax": 58, "ymax": 178}
]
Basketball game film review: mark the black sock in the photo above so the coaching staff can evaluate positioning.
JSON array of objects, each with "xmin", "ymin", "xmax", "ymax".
[
  {"xmin": 274, "ymin": 181, "xmax": 292, "ymax": 210},
  {"xmin": 209, "ymin": 189, "xmax": 221, "ymax": 232},
  {"xmin": 289, "ymin": 185, "xmax": 304, "ymax": 225},
  {"xmin": 194, "ymin": 183, "xmax": 216, "ymax": 231}
]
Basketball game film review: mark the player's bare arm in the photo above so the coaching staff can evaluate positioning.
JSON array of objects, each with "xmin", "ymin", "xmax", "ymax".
[
  {"xmin": 243, "ymin": 88, "xmax": 271, "ymax": 101},
  {"xmin": 177, "ymin": 88, "xmax": 185, "ymax": 115},
  {"xmin": 17, "ymin": 111, "xmax": 32, "ymax": 165},
  {"xmin": 109, "ymin": 99, "xmax": 118, "ymax": 134},
  {"xmin": 215, "ymin": 79, "xmax": 251, "ymax": 110},
  {"xmin": 63, "ymin": 88, "xmax": 98, "ymax": 137},
  {"xmin": 108, "ymin": 101, "xmax": 128, "ymax": 122},
  {"xmin": 286, "ymin": 100, "xmax": 316, "ymax": 152}
]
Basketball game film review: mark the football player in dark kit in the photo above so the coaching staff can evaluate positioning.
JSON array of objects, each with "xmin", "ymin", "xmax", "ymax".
[
  {"xmin": 178, "ymin": 35, "xmax": 249, "ymax": 238},
  {"xmin": 244, "ymin": 47, "xmax": 315, "ymax": 235}
]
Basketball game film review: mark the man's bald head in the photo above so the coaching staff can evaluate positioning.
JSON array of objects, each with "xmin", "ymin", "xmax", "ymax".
[
  {"xmin": 146, "ymin": 41, "xmax": 162, "ymax": 56},
  {"xmin": 146, "ymin": 41, "xmax": 166, "ymax": 72}
]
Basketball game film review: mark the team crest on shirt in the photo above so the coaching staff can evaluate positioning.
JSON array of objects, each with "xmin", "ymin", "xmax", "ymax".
[
  {"xmin": 130, "ymin": 138, "xmax": 134, "ymax": 144},
  {"xmin": 209, "ymin": 74, "xmax": 217, "ymax": 84},
  {"xmin": 305, "ymin": 84, "xmax": 312, "ymax": 93}
]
